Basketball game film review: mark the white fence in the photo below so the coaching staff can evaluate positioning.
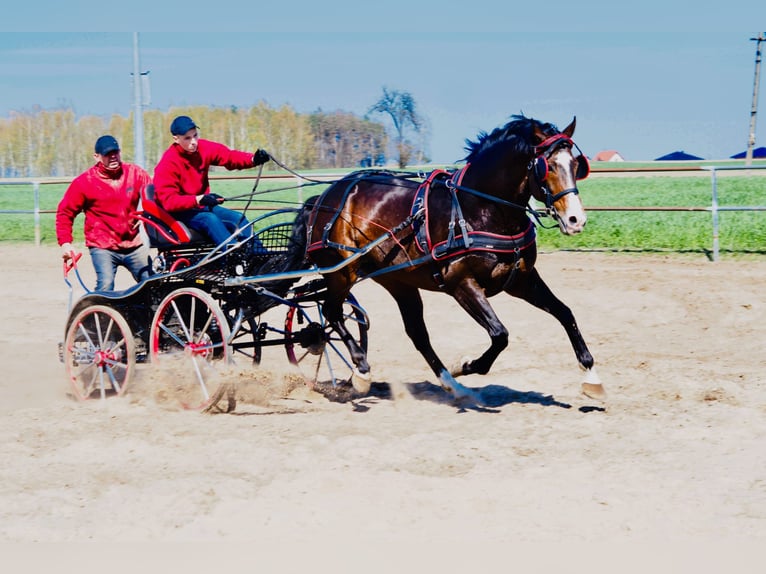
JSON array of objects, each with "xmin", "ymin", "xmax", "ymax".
[{"xmin": 2, "ymin": 167, "xmax": 766, "ymax": 261}]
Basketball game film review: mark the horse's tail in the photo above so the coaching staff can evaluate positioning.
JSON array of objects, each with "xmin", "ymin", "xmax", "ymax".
[
  {"xmin": 287, "ymin": 194, "xmax": 319, "ymax": 268},
  {"xmin": 252, "ymin": 196, "xmax": 318, "ymax": 296}
]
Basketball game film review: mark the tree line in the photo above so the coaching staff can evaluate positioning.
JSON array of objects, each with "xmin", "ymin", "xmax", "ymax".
[{"xmin": 0, "ymin": 88, "xmax": 427, "ymax": 178}]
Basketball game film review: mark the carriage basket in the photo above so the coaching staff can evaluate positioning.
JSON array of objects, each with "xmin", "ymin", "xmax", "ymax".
[{"xmin": 253, "ymin": 221, "xmax": 293, "ymax": 253}]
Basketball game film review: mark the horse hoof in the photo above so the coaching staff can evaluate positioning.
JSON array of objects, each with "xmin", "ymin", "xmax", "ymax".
[
  {"xmin": 581, "ymin": 382, "xmax": 607, "ymax": 401},
  {"xmin": 351, "ymin": 368, "xmax": 372, "ymax": 395},
  {"xmin": 449, "ymin": 357, "xmax": 470, "ymax": 377}
]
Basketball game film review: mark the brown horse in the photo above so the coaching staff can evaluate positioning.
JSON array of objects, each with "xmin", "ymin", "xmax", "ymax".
[{"xmin": 297, "ymin": 114, "xmax": 604, "ymax": 404}]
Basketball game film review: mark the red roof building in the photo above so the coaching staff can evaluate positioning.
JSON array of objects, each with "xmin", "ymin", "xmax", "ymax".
[{"xmin": 593, "ymin": 150, "xmax": 624, "ymax": 162}]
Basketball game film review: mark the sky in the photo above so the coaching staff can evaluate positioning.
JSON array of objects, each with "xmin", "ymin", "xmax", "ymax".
[{"xmin": 2, "ymin": 5, "xmax": 766, "ymax": 164}]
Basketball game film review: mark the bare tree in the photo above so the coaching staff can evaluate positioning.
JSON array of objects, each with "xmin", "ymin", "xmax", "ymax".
[{"xmin": 368, "ymin": 87, "xmax": 424, "ymax": 168}]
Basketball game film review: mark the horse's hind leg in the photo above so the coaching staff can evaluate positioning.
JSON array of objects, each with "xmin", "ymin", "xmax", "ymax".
[
  {"xmin": 321, "ymin": 274, "xmax": 372, "ymax": 392},
  {"xmin": 448, "ymin": 279, "xmax": 509, "ymax": 377},
  {"xmin": 508, "ymin": 269, "xmax": 606, "ymax": 400},
  {"xmin": 385, "ymin": 284, "xmax": 483, "ymax": 405}
]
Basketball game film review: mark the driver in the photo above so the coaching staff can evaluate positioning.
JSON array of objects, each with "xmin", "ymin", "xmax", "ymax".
[{"xmin": 152, "ymin": 115, "xmax": 270, "ymax": 250}]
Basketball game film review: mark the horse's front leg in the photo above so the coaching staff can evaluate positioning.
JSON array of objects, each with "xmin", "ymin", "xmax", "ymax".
[
  {"xmin": 508, "ymin": 268, "xmax": 606, "ymax": 400},
  {"xmin": 386, "ymin": 284, "xmax": 483, "ymax": 405},
  {"xmin": 448, "ymin": 279, "xmax": 509, "ymax": 377}
]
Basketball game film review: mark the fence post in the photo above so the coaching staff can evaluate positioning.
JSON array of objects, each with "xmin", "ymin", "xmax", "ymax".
[
  {"xmin": 295, "ymin": 177, "xmax": 302, "ymax": 205},
  {"xmin": 34, "ymin": 182, "xmax": 41, "ymax": 247},
  {"xmin": 710, "ymin": 168, "xmax": 719, "ymax": 262}
]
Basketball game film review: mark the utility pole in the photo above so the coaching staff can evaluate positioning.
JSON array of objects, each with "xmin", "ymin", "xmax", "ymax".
[
  {"xmin": 132, "ymin": 32, "xmax": 145, "ymax": 168},
  {"xmin": 745, "ymin": 33, "xmax": 765, "ymax": 166}
]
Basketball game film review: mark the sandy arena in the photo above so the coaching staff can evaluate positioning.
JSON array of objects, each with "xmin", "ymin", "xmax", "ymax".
[{"xmin": 0, "ymin": 244, "xmax": 764, "ymax": 563}]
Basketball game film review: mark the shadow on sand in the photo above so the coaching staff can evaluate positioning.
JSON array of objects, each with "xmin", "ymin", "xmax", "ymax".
[{"xmin": 310, "ymin": 380, "xmax": 602, "ymax": 414}]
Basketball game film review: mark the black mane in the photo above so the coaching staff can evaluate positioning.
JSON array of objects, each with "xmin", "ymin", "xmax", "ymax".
[{"xmin": 463, "ymin": 114, "xmax": 561, "ymax": 162}]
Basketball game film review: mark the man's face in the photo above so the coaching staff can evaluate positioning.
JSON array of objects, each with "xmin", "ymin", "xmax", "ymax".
[
  {"xmin": 173, "ymin": 128, "xmax": 199, "ymax": 153},
  {"xmin": 95, "ymin": 150, "xmax": 121, "ymax": 171}
]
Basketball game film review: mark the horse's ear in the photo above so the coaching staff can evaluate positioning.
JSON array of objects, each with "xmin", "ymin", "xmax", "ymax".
[{"xmin": 563, "ymin": 116, "xmax": 577, "ymax": 138}]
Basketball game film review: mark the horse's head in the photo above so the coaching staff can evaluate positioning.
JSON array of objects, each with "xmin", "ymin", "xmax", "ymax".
[{"xmin": 528, "ymin": 117, "xmax": 589, "ymax": 235}]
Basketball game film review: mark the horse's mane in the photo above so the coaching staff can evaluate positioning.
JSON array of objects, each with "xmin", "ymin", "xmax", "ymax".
[{"xmin": 463, "ymin": 114, "xmax": 560, "ymax": 162}]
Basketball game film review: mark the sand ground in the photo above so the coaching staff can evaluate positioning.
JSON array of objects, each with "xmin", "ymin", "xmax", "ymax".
[{"xmin": 0, "ymin": 244, "xmax": 764, "ymax": 567}]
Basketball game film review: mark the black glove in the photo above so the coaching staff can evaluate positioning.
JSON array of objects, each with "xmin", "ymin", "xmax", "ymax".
[
  {"xmin": 199, "ymin": 193, "xmax": 224, "ymax": 207},
  {"xmin": 252, "ymin": 149, "xmax": 270, "ymax": 166}
]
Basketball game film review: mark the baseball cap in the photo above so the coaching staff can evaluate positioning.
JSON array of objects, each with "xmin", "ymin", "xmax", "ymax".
[
  {"xmin": 94, "ymin": 135, "xmax": 120, "ymax": 155},
  {"xmin": 170, "ymin": 115, "xmax": 198, "ymax": 136}
]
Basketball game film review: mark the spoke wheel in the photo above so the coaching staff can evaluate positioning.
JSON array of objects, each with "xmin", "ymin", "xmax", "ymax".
[
  {"xmin": 64, "ymin": 305, "xmax": 135, "ymax": 401},
  {"xmin": 284, "ymin": 291, "xmax": 369, "ymax": 388},
  {"xmin": 150, "ymin": 288, "xmax": 234, "ymax": 413},
  {"xmin": 223, "ymin": 305, "xmax": 262, "ymax": 365}
]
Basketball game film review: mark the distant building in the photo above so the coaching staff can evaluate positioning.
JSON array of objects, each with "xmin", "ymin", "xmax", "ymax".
[
  {"xmin": 593, "ymin": 150, "xmax": 624, "ymax": 162},
  {"xmin": 655, "ymin": 151, "xmax": 704, "ymax": 161},
  {"xmin": 729, "ymin": 147, "xmax": 766, "ymax": 159}
]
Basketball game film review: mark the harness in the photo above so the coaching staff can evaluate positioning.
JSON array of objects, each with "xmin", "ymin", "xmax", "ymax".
[
  {"xmin": 307, "ymin": 167, "xmax": 538, "ymax": 290},
  {"xmin": 410, "ymin": 167, "xmax": 536, "ymax": 261}
]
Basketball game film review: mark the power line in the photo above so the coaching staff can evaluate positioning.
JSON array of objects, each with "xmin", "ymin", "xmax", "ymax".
[
  {"xmin": 745, "ymin": 33, "xmax": 765, "ymax": 166},
  {"xmin": 132, "ymin": 33, "xmax": 146, "ymax": 169}
]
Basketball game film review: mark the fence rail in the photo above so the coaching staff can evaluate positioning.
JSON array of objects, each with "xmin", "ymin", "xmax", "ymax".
[{"xmin": 2, "ymin": 166, "xmax": 765, "ymax": 261}]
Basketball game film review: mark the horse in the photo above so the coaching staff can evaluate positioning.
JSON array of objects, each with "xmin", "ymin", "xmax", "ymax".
[{"xmin": 294, "ymin": 114, "xmax": 604, "ymax": 404}]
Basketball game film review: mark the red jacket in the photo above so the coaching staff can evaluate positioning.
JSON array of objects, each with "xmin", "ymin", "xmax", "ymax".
[
  {"xmin": 153, "ymin": 139, "xmax": 254, "ymax": 212},
  {"xmin": 56, "ymin": 162, "xmax": 151, "ymax": 250}
]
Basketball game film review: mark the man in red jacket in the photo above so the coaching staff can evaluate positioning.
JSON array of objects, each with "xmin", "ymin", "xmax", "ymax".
[
  {"xmin": 153, "ymin": 115, "xmax": 270, "ymax": 249},
  {"xmin": 56, "ymin": 135, "xmax": 153, "ymax": 291}
]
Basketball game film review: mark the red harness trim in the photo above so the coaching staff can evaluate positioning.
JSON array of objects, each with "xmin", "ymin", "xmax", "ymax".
[
  {"xmin": 534, "ymin": 134, "xmax": 571, "ymax": 154},
  {"xmin": 430, "ymin": 220, "xmax": 536, "ymax": 261},
  {"xmin": 411, "ymin": 166, "xmax": 469, "ymax": 254}
]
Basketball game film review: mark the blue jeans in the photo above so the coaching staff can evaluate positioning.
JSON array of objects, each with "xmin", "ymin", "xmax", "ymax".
[
  {"xmin": 176, "ymin": 205, "xmax": 263, "ymax": 251},
  {"xmin": 89, "ymin": 244, "xmax": 153, "ymax": 291}
]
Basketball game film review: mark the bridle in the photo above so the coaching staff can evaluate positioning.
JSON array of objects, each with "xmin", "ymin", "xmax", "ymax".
[{"xmin": 527, "ymin": 134, "xmax": 589, "ymax": 213}]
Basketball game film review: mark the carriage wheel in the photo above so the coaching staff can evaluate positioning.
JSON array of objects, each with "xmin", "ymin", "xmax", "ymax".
[
  {"xmin": 149, "ymin": 288, "xmax": 235, "ymax": 413},
  {"xmin": 64, "ymin": 305, "xmax": 135, "ymax": 401},
  {"xmin": 284, "ymin": 291, "xmax": 369, "ymax": 389}
]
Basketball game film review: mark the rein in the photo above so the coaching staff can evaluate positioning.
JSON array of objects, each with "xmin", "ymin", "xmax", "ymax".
[{"xmin": 444, "ymin": 177, "xmax": 553, "ymax": 228}]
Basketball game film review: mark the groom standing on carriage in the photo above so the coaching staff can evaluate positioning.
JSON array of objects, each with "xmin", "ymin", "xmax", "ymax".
[{"xmin": 56, "ymin": 135, "xmax": 153, "ymax": 291}]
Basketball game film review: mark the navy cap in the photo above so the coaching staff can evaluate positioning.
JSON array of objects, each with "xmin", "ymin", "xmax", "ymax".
[
  {"xmin": 170, "ymin": 115, "xmax": 198, "ymax": 136},
  {"xmin": 94, "ymin": 135, "xmax": 120, "ymax": 155}
]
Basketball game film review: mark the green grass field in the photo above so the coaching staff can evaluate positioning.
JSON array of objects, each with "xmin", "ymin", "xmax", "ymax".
[
  {"xmin": 537, "ymin": 172, "xmax": 766, "ymax": 255},
  {"xmin": 2, "ymin": 166, "xmax": 765, "ymax": 257}
]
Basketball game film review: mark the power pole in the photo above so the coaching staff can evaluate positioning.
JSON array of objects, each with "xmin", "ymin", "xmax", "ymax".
[
  {"xmin": 746, "ymin": 33, "xmax": 765, "ymax": 166},
  {"xmin": 132, "ymin": 32, "xmax": 145, "ymax": 168}
]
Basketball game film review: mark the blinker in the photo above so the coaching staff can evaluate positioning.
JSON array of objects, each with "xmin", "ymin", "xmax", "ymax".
[{"xmin": 533, "ymin": 146, "xmax": 590, "ymax": 182}]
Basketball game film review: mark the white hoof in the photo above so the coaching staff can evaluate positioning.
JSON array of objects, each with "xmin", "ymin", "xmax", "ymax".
[
  {"xmin": 581, "ymin": 368, "xmax": 606, "ymax": 401},
  {"xmin": 439, "ymin": 368, "xmax": 483, "ymax": 406},
  {"xmin": 582, "ymin": 383, "xmax": 606, "ymax": 400},
  {"xmin": 351, "ymin": 368, "xmax": 372, "ymax": 395},
  {"xmin": 449, "ymin": 356, "xmax": 471, "ymax": 377}
]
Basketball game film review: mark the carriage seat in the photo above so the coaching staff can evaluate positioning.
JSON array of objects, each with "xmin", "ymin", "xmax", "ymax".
[{"xmin": 139, "ymin": 184, "xmax": 210, "ymax": 249}]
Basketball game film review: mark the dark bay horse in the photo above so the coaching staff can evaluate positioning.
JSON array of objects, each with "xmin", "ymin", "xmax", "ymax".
[{"xmin": 298, "ymin": 114, "xmax": 605, "ymax": 403}]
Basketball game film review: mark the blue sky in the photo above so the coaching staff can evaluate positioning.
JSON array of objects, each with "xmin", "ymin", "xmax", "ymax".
[{"xmin": 2, "ymin": 7, "xmax": 766, "ymax": 163}]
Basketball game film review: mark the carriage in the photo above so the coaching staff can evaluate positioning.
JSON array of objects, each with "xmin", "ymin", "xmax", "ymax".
[
  {"xmin": 60, "ymin": 184, "xmax": 370, "ymax": 413},
  {"xmin": 60, "ymin": 114, "xmax": 606, "ymax": 414}
]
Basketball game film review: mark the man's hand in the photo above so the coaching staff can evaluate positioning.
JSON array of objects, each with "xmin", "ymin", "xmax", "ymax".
[
  {"xmin": 61, "ymin": 242, "xmax": 78, "ymax": 262},
  {"xmin": 198, "ymin": 193, "xmax": 224, "ymax": 207},
  {"xmin": 252, "ymin": 149, "xmax": 270, "ymax": 166}
]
